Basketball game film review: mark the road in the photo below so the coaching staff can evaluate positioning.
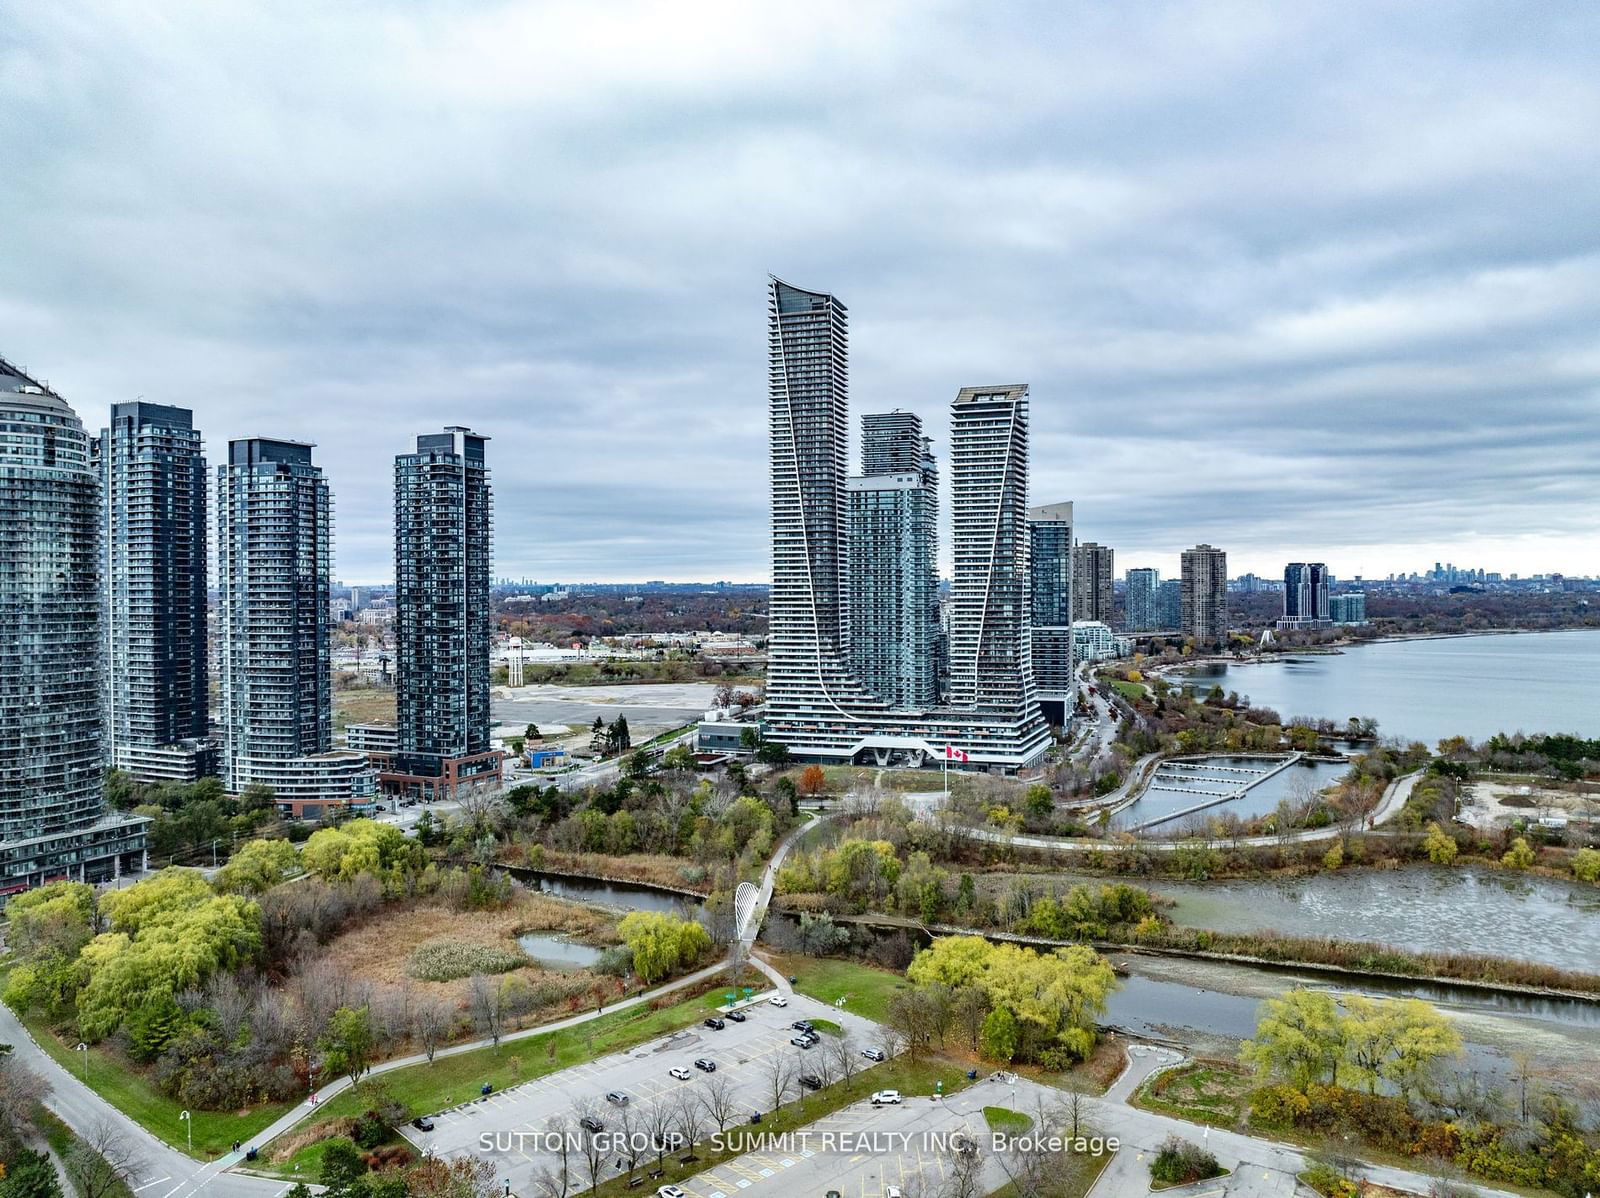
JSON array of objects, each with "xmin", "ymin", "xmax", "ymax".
[
  {"xmin": 0, "ymin": 1001, "xmax": 291, "ymax": 1198},
  {"xmin": 662, "ymin": 1046, "xmax": 1521, "ymax": 1198}
]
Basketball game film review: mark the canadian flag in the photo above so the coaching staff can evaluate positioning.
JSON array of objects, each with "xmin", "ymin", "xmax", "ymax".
[{"xmin": 944, "ymin": 745, "xmax": 969, "ymax": 762}]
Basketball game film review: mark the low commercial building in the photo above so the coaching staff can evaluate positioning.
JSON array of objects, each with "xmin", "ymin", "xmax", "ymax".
[{"xmin": 241, "ymin": 750, "xmax": 378, "ymax": 820}]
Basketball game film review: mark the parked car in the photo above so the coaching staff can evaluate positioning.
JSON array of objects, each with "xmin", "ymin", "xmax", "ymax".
[
  {"xmin": 789, "ymin": 1035, "xmax": 814, "ymax": 1049},
  {"xmin": 870, "ymin": 1090, "xmax": 902, "ymax": 1105},
  {"xmin": 861, "ymin": 1047, "xmax": 886, "ymax": 1062},
  {"xmin": 769, "ymin": 995, "xmax": 788, "ymax": 1007},
  {"xmin": 605, "ymin": 1091, "xmax": 629, "ymax": 1106},
  {"xmin": 726, "ymin": 1009, "xmax": 746, "ymax": 1022},
  {"xmin": 885, "ymin": 1188, "xmax": 903, "ymax": 1198},
  {"xmin": 694, "ymin": 1058, "xmax": 717, "ymax": 1072},
  {"xmin": 669, "ymin": 1067, "xmax": 690, "ymax": 1081},
  {"xmin": 704, "ymin": 1017, "xmax": 725, "ymax": 1030},
  {"xmin": 579, "ymin": 1116, "xmax": 604, "ymax": 1133},
  {"xmin": 657, "ymin": 1186, "xmax": 687, "ymax": 1198},
  {"xmin": 798, "ymin": 1074, "xmax": 822, "ymax": 1090},
  {"xmin": 410, "ymin": 1117, "xmax": 435, "ymax": 1132},
  {"xmin": 790, "ymin": 1020, "xmax": 813, "ymax": 1033}
]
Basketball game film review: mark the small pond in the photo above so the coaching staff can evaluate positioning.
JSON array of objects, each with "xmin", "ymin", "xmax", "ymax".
[{"xmin": 516, "ymin": 931, "xmax": 605, "ymax": 971}]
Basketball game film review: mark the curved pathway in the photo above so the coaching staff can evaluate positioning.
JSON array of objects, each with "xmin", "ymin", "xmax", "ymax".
[
  {"xmin": 240, "ymin": 811, "xmax": 825, "ymax": 1160},
  {"xmin": 958, "ymin": 770, "xmax": 1421, "ymax": 853}
]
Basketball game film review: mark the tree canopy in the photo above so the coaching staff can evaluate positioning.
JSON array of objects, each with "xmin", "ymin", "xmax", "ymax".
[{"xmin": 906, "ymin": 935, "xmax": 1115, "ymax": 1064}]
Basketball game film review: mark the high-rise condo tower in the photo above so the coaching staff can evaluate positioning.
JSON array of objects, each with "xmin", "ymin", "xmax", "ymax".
[
  {"xmin": 217, "ymin": 438, "xmax": 374, "ymax": 816},
  {"xmin": 0, "ymin": 356, "xmax": 148, "ymax": 896},
  {"xmin": 390, "ymin": 428, "xmax": 501, "ymax": 799},
  {"xmin": 94, "ymin": 403, "xmax": 213, "ymax": 782}
]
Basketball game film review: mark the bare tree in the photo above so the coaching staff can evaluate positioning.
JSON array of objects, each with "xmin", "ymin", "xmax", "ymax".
[
  {"xmin": 456, "ymin": 788, "xmax": 510, "ymax": 838},
  {"xmin": 614, "ymin": 1100, "xmax": 646, "ymax": 1182},
  {"xmin": 943, "ymin": 1137, "xmax": 985, "ymax": 1198},
  {"xmin": 531, "ymin": 1114, "xmax": 575, "ymax": 1198},
  {"xmin": 468, "ymin": 973, "xmax": 507, "ymax": 1046},
  {"xmin": 761, "ymin": 1052, "xmax": 795, "ymax": 1114},
  {"xmin": 921, "ymin": 982, "xmax": 955, "ymax": 1048},
  {"xmin": 698, "ymin": 1073, "xmax": 740, "ymax": 1133},
  {"xmin": 809, "ymin": 1044, "xmax": 836, "ymax": 1090},
  {"xmin": 672, "ymin": 1085, "xmax": 707, "ymax": 1151},
  {"xmin": 643, "ymin": 1093, "xmax": 679, "ymax": 1168},
  {"xmin": 886, "ymin": 991, "xmax": 929, "ymax": 1059},
  {"xmin": 828, "ymin": 1032, "xmax": 861, "ymax": 1090},
  {"xmin": 413, "ymin": 995, "xmax": 456, "ymax": 1063},
  {"xmin": 572, "ymin": 1100, "xmax": 608, "ymax": 1195},
  {"xmin": 878, "ymin": 1020, "xmax": 908, "ymax": 1062},
  {"xmin": 409, "ymin": 1155, "xmax": 501, "ymax": 1198},
  {"xmin": 1058, "ymin": 1080, "xmax": 1093, "ymax": 1141},
  {"xmin": 66, "ymin": 1120, "xmax": 144, "ymax": 1198},
  {"xmin": 0, "ymin": 1053, "xmax": 47, "ymax": 1130}
]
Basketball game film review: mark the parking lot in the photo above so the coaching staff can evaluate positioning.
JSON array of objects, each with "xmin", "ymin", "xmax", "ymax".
[
  {"xmin": 401, "ymin": 993, "xmax": 887, "ymax": 1194},
  {"xmin": 667, "ymin": 1074, "xmax": 1064, "ymax": 1198}
]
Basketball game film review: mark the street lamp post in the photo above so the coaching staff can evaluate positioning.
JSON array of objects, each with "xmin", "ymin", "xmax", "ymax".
[
  {"xmin": 75, "ymin": 1043, "xmax": 88, "ymax": 1084},
  {"xmin": 179, "ymin": 1110, "xmax": 192, "ymax": 1153}
]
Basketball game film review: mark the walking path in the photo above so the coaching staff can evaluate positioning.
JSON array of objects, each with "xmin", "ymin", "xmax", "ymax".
[
  {"xmin": 960, "ymin": 771, "xmax": 1420, "ymax": 852},
  {"xmin": 1085, "ymin": 1047, "xmax": 1515, "ymax": 1198},
  {"xmin": 239, "ymin": 811, "xmax": 821, "ymax": 1162}
]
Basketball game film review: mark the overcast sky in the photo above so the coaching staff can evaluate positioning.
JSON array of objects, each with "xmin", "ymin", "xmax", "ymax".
[{"xmin": 4, "ymin": 2, "xmax": 1598, "ymax": 583}]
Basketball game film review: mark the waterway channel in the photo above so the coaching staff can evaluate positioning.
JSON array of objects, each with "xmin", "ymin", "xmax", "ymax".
[{"xmin": 521, "ymin": 867, "xmax": 1600, "ymax": 1099}]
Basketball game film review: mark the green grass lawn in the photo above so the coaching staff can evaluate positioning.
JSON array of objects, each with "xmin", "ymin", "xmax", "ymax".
[
  {"xmin": 263, "ymin": 983, "xmax": 734, "ymax": 1170},
  {"xmin": 1110, "ymin": 679, "xmax": 1149, "ymax": 703},
  {"xmin": 808, "ymin": 1017, "xmax": 843, "ymax": 1037},
  {"xmin": 766, "ymin": 953, "xmax": 912, "ymax": 1024},
  {"xmin": 585, "ymin": 1055, "xmax": 977, "ymax": 1198},
  {"xmin": 19, "ymin": 1009, "xmax": 293, "ymax": 1159},
  {"xmin": 983, "ymin": 1105, "xmax": 1033, "ymax": 1133}
]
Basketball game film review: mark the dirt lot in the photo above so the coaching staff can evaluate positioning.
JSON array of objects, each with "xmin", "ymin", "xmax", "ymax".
[
  {"xmin": 1460, "ymin": 778, "xmax": 1600, "ymax": 831},
  {"xmin": 323, "ymin": 890, "xmax": 613, "ymax": 998}
]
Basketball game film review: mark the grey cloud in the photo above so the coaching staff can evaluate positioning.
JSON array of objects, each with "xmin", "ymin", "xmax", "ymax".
[{"xmin": 2, "ymin": 1, "xmax": 1597, "ymax": 581}]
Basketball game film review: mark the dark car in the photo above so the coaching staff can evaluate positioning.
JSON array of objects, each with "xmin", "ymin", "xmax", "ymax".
[
  {"xmin": 694, "ymin": 1058, "xmax": 717, "ymax": 1072},
  {"xmin": 790, "ymin": 1020, "xmax": 813, "ymax": 1033},
  {"xmin": 704, "ymin": 1017, "xmax": 726, "ymax": 1030},
  {"xmin": 798, "ymin": 1074, "xmax": 822, "ymax": 1091},
  {"xmin": 579, "ymin": 1116, "xmax": 604, "ymax": 1133},
  {"xmin": 726, "ymin": 1010, "xmax": 746, "ymax": 1023},
  {"xmin": 410, "ymin": 1117, "xmax": 435, "ymax": 1132}
]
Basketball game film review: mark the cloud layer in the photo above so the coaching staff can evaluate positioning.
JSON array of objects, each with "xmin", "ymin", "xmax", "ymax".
[{"xmin": 3, "ymin": 1, "xmax": 1597, "ymax": 581}]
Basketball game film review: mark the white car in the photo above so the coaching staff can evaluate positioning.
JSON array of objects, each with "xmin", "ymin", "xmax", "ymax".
[
  {"xmin": 657, "ymin": 1187, "xmax": 686, "ymax": 1198},
  {"xmin": 769, "ymin": 994, "xmax": 788, "ymax": 1007},
  {"xmin": 870, "ymin": 1089, "xmax": 902, "ymax": 1105},
  {"xmin": 668, "ymin": 1067, "xmax": 690, "ymax": 1081},
  {"xmin": 885, "ymin": 1188, "xmax": 903, "ymax": 1198},
  {"xmin": 861, "ymin": 1047, "xmax": 886, "ymax": 1062}
]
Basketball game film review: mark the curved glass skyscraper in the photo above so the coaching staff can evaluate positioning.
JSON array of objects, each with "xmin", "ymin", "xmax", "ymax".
[{"xmin": 0, "ymin": 356, "xmax": 147, "ymax": 896}]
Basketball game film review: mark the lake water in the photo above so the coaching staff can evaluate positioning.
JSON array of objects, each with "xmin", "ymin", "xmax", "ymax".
[
  {"xmin": 1151, "ymin": 865, "xmax": 1600, "ymax": 970},
  {"xmin": 1114, "ymin": 756, "xmax": 1351, "ymax": 829},
  {"xmin": 1176, "ymin": 629, "xmax": 1600, "ymax": 746}
]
